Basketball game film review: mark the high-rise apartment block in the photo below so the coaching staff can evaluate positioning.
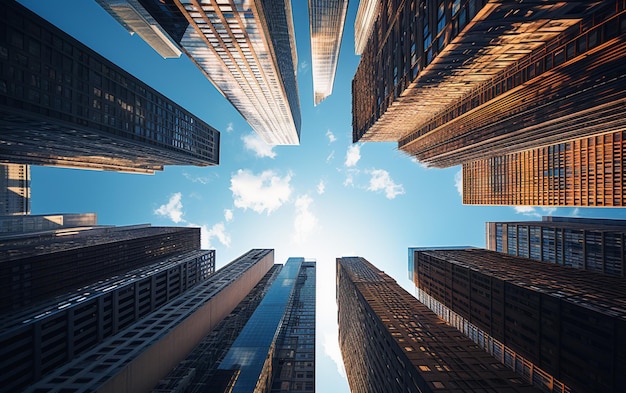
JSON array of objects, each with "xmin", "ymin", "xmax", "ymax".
[
  {"xmin": 98, "ymin": 0, "xmax": 301, "ymax": 145},
  {"xmin": 486, "ymin": 216, "xmax": 626, "ymax": 277},
  {"xmin": 309, "ymin": 0, "xmax": 348, "ymax": 105},
  {"xmin": 337, "ymin": 256, "xmax": 540, "ymax": 393},
  {"xmin": 0, "ymin": 1, "xmax": 220, "ymax": 174},
  {"xmin": 410, "ymin": 248, "xmax": 626, "ymax": 393},
  {"xmin": 352, "ymin": 0, "xmax": 626, "ymax": 206},
  {"xmin": 0, "ymin": 163, "xmax": 30, "ymax": 214}
]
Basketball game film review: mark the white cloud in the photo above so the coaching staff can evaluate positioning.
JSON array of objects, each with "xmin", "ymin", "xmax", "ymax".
[
  {"xmin": 154, "ymin": 192, "xmax": 185, "ymax": 223},
  {"xmin": 226, "ymin": 122, "xmax": 234, "ymax": 133},
  {"xmin": 326, "ymin": 130, "xmax": 337, "ymax": 144},
  {"xmin": 299, "ymin": 60, "xmax": 309, "ymax": 72},
  {"xmin": 367, "ymin": 169, "xmax": 405, "ymax": 199},
  {"xmin": 224, "ymin": 209, "xmax": 233, "ymax": 222},
  {"xmin": 513, "ymin": 206, "xmax": 558, "ymax": 218},
  {"xmin": 454, "ymin": 169, "xmax": 463, "ymax": 197},
  {"xmin": 206, "ymin": 222, "xmax": 231, "ymax": 247},
  {"xmin": 230, "ymin": 169, "xmax": 293, "ymax": 215},
  {"xmin": 323, "ymin": 332, "xmax": 346, "ymax": 378},
  {"xmin": 317, "ymin": 180, "xmax": 326, "ymax": 195},
  {"xmin": 570, "ymin": 207, "xmax": 580, "ymax": 217},
  {"xmin": 411, "ymin": 157, "xmax": 431, "ymax": 169},
  {"xmin": 183, "ymin": 172, "xmax": 209, "ymax": 184},
  {"xmin": 293, "ymin": 195, "xmax": 318, "ymax": 244},
  {"xmin": 344, "ymin": 144, "xmax": 361, "ymax": 167},
  {"xmin": 326, "ymin": 150, "xmax": 335, "ymax": 163},
  {"xmin": 242, "ymin": 133, "xmax": 276, "ymax": 159}
]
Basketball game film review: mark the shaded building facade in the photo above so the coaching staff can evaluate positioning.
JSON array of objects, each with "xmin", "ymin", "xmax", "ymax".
[
  {"xmin": 98, "ymin": 0, "xmax": 301, "ymax": 145},
  {"xmin": 0, "ymin": 163, "xmax": 29, "ymax": 214},
  {"xmin": 0, "ymin": 212, "xmax": 96, "ymax": 234},
  {"xmin": 309, "ymin": 0, "xmax": 348, "ymax": 105},
  {"xmin": 0, "ymin": 224, "xmax": 202, "ymax": 312},
  {"xmin": 337, "ymin": 256, "xmax": 540, "ymax": 393},
  {"xmin": 24, "ymin": 249, "xmax": 274, "ymax": 393},
  {"xmin": 486, "ymin": 216, "xmax": 626, "ymax": 277},
  {"xmin": 0, "ymin": 1, "xmax": 220, "ymax": 173},
  {"xmin": 410, "ymin": 248, "xmax": 626, "ymax": 393}
]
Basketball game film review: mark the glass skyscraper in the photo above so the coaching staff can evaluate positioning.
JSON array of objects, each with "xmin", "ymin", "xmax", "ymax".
[
  {"xmin": 337, "ymin": 256, "xmax": 540, "ymax": 393},
  {"xmin": 0, "ymin": 1, "xmax": 220, "ymax": 174},
  {"xmin": 0, "ymin": 163, "xmax": 29, "ymax": 214},
  {"xmin": 309, "ymin": 0, "xmax": 348, "ymax": 105},
  {"xmin": 98, "ymin": 0, "xmax": 302, "ymax": 145}
]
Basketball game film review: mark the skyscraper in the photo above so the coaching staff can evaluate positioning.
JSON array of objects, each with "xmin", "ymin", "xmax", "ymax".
[
  {"xmin": 351, "ymin": 0, "xmax": 626, "ymax": 206},
  {"xmin": 0, "ymin": 212, "xmax": 97, "ymax": 234},
  {"xmin": 13, "ymin": 249, "xmax": 272, "ymax": 393},
  {"xmin": 337, "ymin": 256, "xmax": 540, "ymax": 393},
  {"xmin": 353, "ymin": 0, "xmax": 378, "ymax": 56},
  {"xmin": 0, "ymin": 224, "xmax": 203, "ymax": 312},
  {"xmin": 0, "ymin": 163, "xmax": 30, "ymax": 214},
  {"xmin": 0, "ymin": 1, "xmax": 220, "ymax": 174},
  {"xmin": 152, "ymin": 258, "xmax": 316, "ymax": 393},
  {"xmin": 485, "ymin": 216, "xmax": 626, "ymax": 277},
  {"xmin": 97, "ymin": 0, "xmax": 302, "ymax": 145},
  {"xmin": 410, "ymin": 247, "xmax": 626, "ymax": 393},
  {"xmin": 309, "ymin": 0, "xmax": 348, "ymax": 105}
]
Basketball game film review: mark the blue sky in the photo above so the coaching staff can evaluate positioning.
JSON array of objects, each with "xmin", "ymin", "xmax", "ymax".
[{"xmin": 21, "ymin": 1, "xmax": 626, "ymax": 391}]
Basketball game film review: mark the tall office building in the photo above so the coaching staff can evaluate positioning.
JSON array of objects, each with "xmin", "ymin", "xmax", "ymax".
[
  {"xmin": 410, "ymin": 248, "xmax": 626, "ymax": 393},
  {"xmin": 0, "ymin": 224, "xmax": 203, "ymax": 312},
  {"xmin": 351, "ymin": 0, "xmax": 626, "ymax": 206},
  {"xmin": 485, "ymin": 216, "xmax": 626, "ymax": 278},
  {"xmin": 309, "ymin": 0, "xmax": 348, "ymax": 105},
  {"xmin": 0, "ymin": 163, "xmax": 30, "ymax": 214},
  {"xmin": 337, "ymin": 256, "xmax": 540, "ymax": 393},
  {"xmin": 153, "ymin": 257, "xmax": 315, "ymax": 393},
  {"xmin": 0, "ymin": 212, "xmax": 97, "ymax": 234},
  {"xmin": 462, "ymin": 131, "xmax": 625, "ymax": 207},
  {"xmin": 353, "ymin": 0, "xmax": 379, "ymax": 55},
  {"xmin": 23, "ymin": 250, "xmax": 282, "ymax": 392},
  {"xmin": 97, "ymin": 0, "xmax": 302, "ymax": 145},
  {"xmin": 0, "ymin": 1, "xmax": 220, "ymax": 174}
]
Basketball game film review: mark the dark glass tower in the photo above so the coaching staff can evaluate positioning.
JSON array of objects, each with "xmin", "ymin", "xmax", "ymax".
[
  {"xmin": 13, "ymin": 249, "xmax": 273, "ymax": 393},
  {"xmin": 486, "ymin": 216, "xmax": 626, "ymax": 277},
  {"xmin": 0, "ymin": 163, "xmax": 29, "ymax": 214},
  {"xmin": 337, "ymin": 256, "xmax": 540, "ymax": 393},
  {"xmin": 154, "ymin": 257, "xmax": 316, "ymax": 393},
  {"xmin": 0, "ymin": 1, "xmax": 220, "ymax": 174},
  {"xmin": 410, "ymin": 247, "xmax": 626, "ymax": 393}
]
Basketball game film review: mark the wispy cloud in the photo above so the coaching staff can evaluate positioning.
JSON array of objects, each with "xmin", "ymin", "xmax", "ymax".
[
  {"xmin": 183, "ymin": 172, "xmax": 209, "ymax": 184},
  {"xmin": 293, "ymin": 194, "xmax": 318, "ymax": 244},
  {"xmin": 230, "ymin": 169, "xmax": 293, "ymax": 215},
  {"xmin": 242, "ymin": 133, "xmax": 276, "ymax": 159},
  {"xmin": 367, "ymin": 169, "xmax": 405, "ymax": 199},
  {"xmin": 316, "ymin": 180, "xmax": 326, "ymax": 195},
  {"xmin": 345, "ymin": 144, "xmax": 361, "ymax": 167},
  {"xmin": 205, "ymin": 222, "xmax": 231, "ymax": 247},
  {"xmin": 411, "ymin": 157, "xmax": 431, "ymax": 170},
  {"xmin": 454, "ymin": 170, "xmax": 463, "ymax": 197},
  {"xmin": 224, "ymin": 209, "xmax": 233, "ymax": 222},
  {"xmin": 226, "ymin": 122, "xmax": 234, "ymax": 133},
  {"xmin": 326, "ymin": 150, "xmax": 335, "ymax": 163},
  {"xmin": 326, "ymin": 130, "xmax": 337, "ymax": 144},
  {"xmin": 299, "ymin": 60, "xmax": 309, "ymax": 73},
  {"xmin": 513, "ymin": 206, "xmax": 557, "ymax": 218},
  {"xmin": 154, "ymin": 192, "xmax": 185, "ymax": 223}
]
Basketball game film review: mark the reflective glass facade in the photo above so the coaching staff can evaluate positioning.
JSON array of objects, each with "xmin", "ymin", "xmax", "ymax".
[
  {"xmin": 353, "ymin": 0, "xmax": 379, "ymax": 55},
  {"xmin": 0, "ymin": 1, "xmax": 220, "ymax": 173},
  {"xmin": 0, "ymin": 212, "xmax": 96, "ymax": 234},
  {"xmin": 486, "ymin": 216, "xmax": 626, "ymax": 277},
  {"xmin": 411, "ymin": 248, "xmax": 626, "ymax": 393},
  {"xmin": 337, "ymin": 256, "xmax": 540, "ymax": 393},
  {"xmin": 99, "ymin": 0, "xmax": 301, "ymax": 145},
  {"xmin": 309, "ymin": 0, "xmax": 348, "ymax": 105}
]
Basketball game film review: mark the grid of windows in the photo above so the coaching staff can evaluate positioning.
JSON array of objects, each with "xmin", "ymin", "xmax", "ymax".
[{"xmin": 0, "ymin": 1, "xmax": 219, "ymax": 173}]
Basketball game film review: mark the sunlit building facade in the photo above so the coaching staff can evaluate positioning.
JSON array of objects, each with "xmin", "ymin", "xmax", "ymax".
[
  {"xmin": 463, "ymin": 131, "xmax": 626, "ymax": 207},
  {"xmin": 24, "ymin": 249, "xmax": 274, "ymax": 393},
  {"xmin": 353, "ymin": 0, "xmax": 379, "ymax": 55},
  {"xmin": 0, "ymin": 163, "xmax": 29, "ymax": 214},
  {"xmin": 486, "ymin": 216, "xmax": 626, "ymax": 278},
  {"xmin": 309, "ymin": 0, "xmax": 348, "ymax": 105},
  {"xmin": 98, "ymin": 0, "xmax": 302, "ymax": 145},
  {"xmin": 337, "ymin": 256, "xmax": 540, "ymax": 393},
  {"xmin": 0, "ymin": 1, "xmax": 220, "ymax": 174},
  {"xmin": 410, "ymin": 248, "xmax": 626, "ymax": 393},
  {"xmin": 0, "ymin": 212, "xmax": 96, "ymax": 234}
]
